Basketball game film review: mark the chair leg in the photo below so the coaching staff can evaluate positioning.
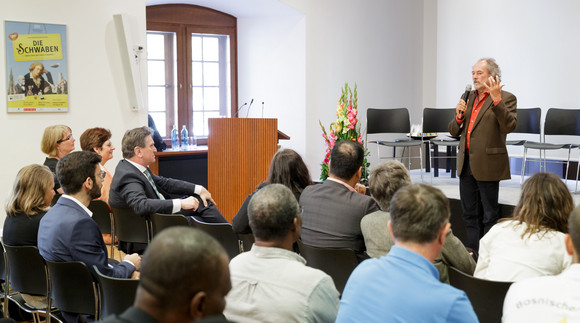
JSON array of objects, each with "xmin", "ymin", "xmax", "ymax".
[
  {"xmin": 576, "ymin": 148, "xmax": 580, "ymax": 194},
  {"xmin": 419, "ymin": 144, "xmax": 423, "ymax": 182},
  {"xmin": 565, "ymin": 148, "xmax": 571, "ymax": 187},
  {"xmin": 521, "ymin": 147, "xmax": 527, "ymax": 185}
]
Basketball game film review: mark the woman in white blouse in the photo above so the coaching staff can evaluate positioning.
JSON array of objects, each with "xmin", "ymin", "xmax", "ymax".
[{"xmin": 474, "ymin": 172, "xmax": 573, "ymax": 282}]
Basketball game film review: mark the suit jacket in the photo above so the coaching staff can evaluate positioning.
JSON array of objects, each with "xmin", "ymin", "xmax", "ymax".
[
  {"xmin": 37, "ymin": 196, "xmax": 135, "ymax": 278},
  {"xmin": 299, "ymin": 180, "xmax": 380, "ymax": 254},
  {"xmin": 109, "ymin": 159, "xmax": 197, "ymax": 217},
  {"xmin": 360, "ymin": 210, "xmax": 476, "ymax": 283},
  {"xmin": 448, "ymin": 90, "xmax": 517, "ymax": 181}
]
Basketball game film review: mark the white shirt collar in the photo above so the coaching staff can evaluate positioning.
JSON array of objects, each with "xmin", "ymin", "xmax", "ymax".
[
  {"xmin": 126, "ymin": 158, "xmax": 148, "ymax": 173},
  {"xmin": 61, "ymin": 194, "xmax": 93, "ymax": 218}
]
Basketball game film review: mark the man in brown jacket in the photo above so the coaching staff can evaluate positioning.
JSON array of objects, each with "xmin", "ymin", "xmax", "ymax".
[{"xmin": 449, "ymin": 58, "xmax": 517, "ymax": 252}]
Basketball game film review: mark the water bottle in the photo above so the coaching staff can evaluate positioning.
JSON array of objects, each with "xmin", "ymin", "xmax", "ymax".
[
  {"xmin": 181, "ymin": 125, "xmax": 189, "ymax": 149},
  {"xmin": 171, "ymin": 125, "xmax": 179, "ymax": 150}
]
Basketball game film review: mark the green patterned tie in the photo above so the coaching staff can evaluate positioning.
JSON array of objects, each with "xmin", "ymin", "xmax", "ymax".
[{"xmin": 144, "ymin": 169, "xmax": 165, "ymax": 200}]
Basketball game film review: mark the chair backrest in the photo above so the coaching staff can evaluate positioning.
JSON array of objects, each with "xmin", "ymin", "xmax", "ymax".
[
  {"xmin": 237, "ymin": 233, "xmax": 255, "ymax": 252},
  {"xmin": 89, "ymin": 200, "xmax": 112, "ymax": 235},
  {"xmin": 50, "ymin": 193, "xmax": 61, "ymax": 207},
  {"xmin": 367, "ymin": 108, "xmax": 410, "ymax": 135},
  {"xmin": 296, "ymin": 240, "xmax": 358, "ymax": 295},
  {"xmin": 448, "ymin": 267, "xmax": 512, "ymax": 322},
  {"xmin": 512, "ymin": 107, "xmax": 541, "ymax": 135},
  {"xmin": 150, "ymin": 213, "xmax": 189, "ymax": 237},
  {"xmin": 94, "ymin": 266, "xmax": 138, "ymax": 319},
  {"xmin": 111, "ymin": 207, "xmax": 151, "ymax": 244},
  {"xmin": 3, "ymin": 244, "xmax": 49, "ymax": 297},
  {"xmin": 46, "ymin": 260, "xmax": 100, "ymax": 320},
  {"xmin": 544, "ymin": 108, "xmax": 580, "ymax": 137},
  {"xmin": 191, "ymin": 218, "xmax": 239, "ymax": 260},
  {"xmin": 422, "ymin": 108, "xmax": 456, "ymax": 133}
]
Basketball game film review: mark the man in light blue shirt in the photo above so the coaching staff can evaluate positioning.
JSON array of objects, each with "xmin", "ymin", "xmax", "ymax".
[{"xmin": 336, "ymin": 184, "xmax": 478, "ymax": 322}]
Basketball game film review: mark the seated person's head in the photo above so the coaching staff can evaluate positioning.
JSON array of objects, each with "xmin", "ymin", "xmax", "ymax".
[
  {"xmin": 329, "ymin": 140, "xmax": 364, "ymax": 181},
  {"xmin": 369, "ymin": 160, "xmax": 411, "ymax": 210},
  {"xmin": 138, "ymin": 227, "xmax": 231, "ymax": 322},
  {"xmin": 389, "ymin": 184, "xmax": 450, "ymax": 245},
  {"xmin": 267, "ymin": 149, "xmax": 313, "ymax": 197},
  {"xmin": 41, "ymin": 124, "xmax": 73, "ymax": 158},
  {"xmin": 56, "ymin": 151, "xmax": 102, "ymax": 197},
  {"xmin": 6, "ymin": 164, "xmax": 54, "ymax": 215},
  {"xmin": 513, "ymin": 172, "xmax": 573, "ymax": 238},
  {"xmin": 248, "ymin": 184, "xmax": 301, "ymax": 244},
  {"xmin": 121, "ymin": 126, "xmax": 154, "ymax": 160}
]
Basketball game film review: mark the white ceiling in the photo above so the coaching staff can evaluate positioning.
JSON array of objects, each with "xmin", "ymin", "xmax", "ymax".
[{"xmin": 145, "ymin": 0, "xmax": 302, "ymax": 18}]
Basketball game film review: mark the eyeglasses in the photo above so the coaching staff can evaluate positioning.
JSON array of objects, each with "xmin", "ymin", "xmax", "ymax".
[
  {"xmin": 98, "ymin": 170, "xmax": 106, "ymax": 180},
  {"xmin": 57, "ymin": 134, "xmax": 73, "ymax": 144}
]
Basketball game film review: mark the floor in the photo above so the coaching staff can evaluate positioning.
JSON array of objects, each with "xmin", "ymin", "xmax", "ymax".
[{"xmin": 409, "ymin": 169, "xmax": 580, "ymax": 206}]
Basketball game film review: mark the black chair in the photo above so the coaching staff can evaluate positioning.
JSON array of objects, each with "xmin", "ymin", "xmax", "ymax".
[
  {"xmin": 448, "ymin": 267, "xmax": 512, "ymax": 323},
  {"xmin": 366, "ymin": 108, "xmax": 423, "ymax": 180},
  {"xmin": 422, "ymin": 108, "xmax": 459, "ymax": 181},
  {"xmin": 89, "ymin": 200, "xmax": 115, "ymax": 258},
  {"xmin": 296, "ymin": 240, "xmax": 358, "ymax": 295},
  {"xmin": 46, "ymin": 260, "xmax": 100, "ymax": 322},
  {"xmin": 191, "ymin": 218, "xmax": 240, "ymax": 260},
  {"xmin": 237, "ymin": 233, "xmax": 255, "ymax": 253},
  {"xmin": 111, "ymin": 207, "xmax": 152, "ymax": 254},
  {"xmin": 505, "ymin": 108, "xmax": 542, "ymax": 184},
  {"xmin": 522, "ymin": 108, "xmax": 580, "ymax": 191},
  {"xmin": 3, "ymin": 244, "xmax": 53, "ymax": 323},
  {"xmin": 150, "ymin": 213, "xmax": 189, "ymax": 237},
  {"xmin": 94, "ymin": 266, "xmax": 138, "ymax": 319}
]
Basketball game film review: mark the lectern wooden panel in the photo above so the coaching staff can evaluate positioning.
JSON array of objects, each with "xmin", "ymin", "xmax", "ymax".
[{"xmin": 208, "ymin": 118, "xmax": 278, "ymax": 223}]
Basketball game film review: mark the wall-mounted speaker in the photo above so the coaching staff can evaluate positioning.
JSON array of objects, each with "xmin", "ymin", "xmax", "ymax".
[{"xmin": 113, "ymin": 13, "xmax": 144, "ymax": 111}]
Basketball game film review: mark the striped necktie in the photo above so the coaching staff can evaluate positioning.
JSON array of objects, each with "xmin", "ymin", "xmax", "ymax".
[{"xmin": 144, "ymin": 169, "xmax": 165, "ymax": 200}]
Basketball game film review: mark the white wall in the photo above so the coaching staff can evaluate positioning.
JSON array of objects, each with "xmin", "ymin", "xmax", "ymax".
[
  {"xmin": 286, "ymin": 0, "xmax": 425, "ymax": 179},
  {"xmin": 436, "ymin": 0, "xmax": 580, "ymax": 158},
  {"xmin": 0, "ymin": 0, "xmax": 149, "ymax": 225},
  {"xmin": 237, "ymin": 13, "xmax": 306, "ymax": 157}
]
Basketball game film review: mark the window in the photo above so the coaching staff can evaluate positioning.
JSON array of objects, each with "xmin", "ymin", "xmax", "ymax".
[{"xmin": 146, "ymin": 4, "xmax": 238, "ymax": 145}]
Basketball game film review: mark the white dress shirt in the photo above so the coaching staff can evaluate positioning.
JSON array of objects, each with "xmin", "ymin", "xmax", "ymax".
[
  {"xmin": 224, "ymin": 245, "xmax": 340, "ymax": 323},
  {"xmin": 475, "ymin": 220, "xmax": 572, "ymax": 282},
  {"xmin": 503, "ymin": 264, "xmax": 580, "ymax": 322}
]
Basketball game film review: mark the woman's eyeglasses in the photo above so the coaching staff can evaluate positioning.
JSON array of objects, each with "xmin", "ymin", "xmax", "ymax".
[{"xmin": 57, "ymin": 134, "xmax": 73, "ymax": 144}]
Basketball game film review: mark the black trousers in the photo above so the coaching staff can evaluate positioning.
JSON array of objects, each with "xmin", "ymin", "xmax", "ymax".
[{"xmin": 459, "ymin": 153, "xmax": 500, "ymax": 252}]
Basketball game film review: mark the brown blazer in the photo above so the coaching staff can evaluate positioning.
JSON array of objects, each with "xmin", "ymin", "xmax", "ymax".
[{"xmin": 448, "ymin": 90, "xmax": 517, "ymax": 181}]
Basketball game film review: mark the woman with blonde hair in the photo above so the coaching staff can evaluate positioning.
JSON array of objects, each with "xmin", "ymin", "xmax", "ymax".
[
  {"xmin": 4, "ymin": 164, "xmax": 55, "ymax": 246},
  {"xmin": 475, "ymin": 172, "xmax": 573, "ymax": 282},
  {"xmin": 41, "ymin": 124, "xmax": 75, "ymax": 194}
]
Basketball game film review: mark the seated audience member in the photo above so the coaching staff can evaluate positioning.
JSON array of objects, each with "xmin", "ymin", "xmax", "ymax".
[
  {"xmin": 225, "ymin": 184, "xmax": 339, "ymax": 322},
  {"xmin": 109, "ymin": 126, "xmax": 227, "ymax": 223},
  {"xmin": 99, "ymin": 227, "xmax": 232, "ymax": 323},
  {"xmin": 38, "ymin": 151, "xmax": 141, "ymax": 323},
  {"xmin": 502, "ymin": 205, "xmax": 580, "ymax": 322},
  {"xmin": 4, "ymin": 164, "xmax": 54, "ymax": 246},
  {"xmin": 232, "ymin": 148, "xmax": 313, "ymax": 234},
  {"xmin": 80, "ymin": 127, "xmax": 116, "ymax": 205},
  {"xmin": 300, "ymin": 140, "xmax": 379, "ymax": 259},
  {"xmin": 148, "ymin": 114, "xmax": 167, "ymax": 152},
  {"xmin": 80, "ymin": 127, "xmax": 117, "ymax": 244},
  {"xmin": 336, "ymin": 184, "xmax": 478, "ymax": 322},
  {"xmin": 4, "ymin": 164, "xmax": 54, "ymax": 309},
  {"xmin": 41, "ymin": 124, "xmax": 75, "ymax": 194},
  {"xmin": 361, "ymin": 160, "xmax": 475, "ymax": 283},
  {"xmin": 474, "ymin": 172, "xmax": 573, "ymax": 282}
]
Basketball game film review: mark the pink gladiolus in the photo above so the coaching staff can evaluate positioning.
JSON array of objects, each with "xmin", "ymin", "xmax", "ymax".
[
  {"xmin": 347, "ymin": 123, "xmax": 355, "ymax": 130},
  {"xmin": 324, "ymin": 157, "xmax": 329, "ymax": 163},
  {"xmin": 358, "ymin": 136, "xmax": 363, "ymax": 144}
]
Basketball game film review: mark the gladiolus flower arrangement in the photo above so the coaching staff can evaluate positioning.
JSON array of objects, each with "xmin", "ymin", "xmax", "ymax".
[{"xmin": 319, "ymin": 82, "xmax": 370, "ymax": 181}]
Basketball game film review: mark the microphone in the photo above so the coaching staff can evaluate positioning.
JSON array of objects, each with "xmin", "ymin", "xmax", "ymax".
[
  {"xmin": 458, "ymin": 84, "xmax": 472, "ymax": 119},
  {"xmin": 261, "ymin": 102, "xmax": 264, "ymax": 118},
  {"xmin": 233, "ymin": 102, "xmax": 247, "ymax": 118},
  {"xmin": 246, "ymin": 98, "xmax": 254, "ymax": 118}
]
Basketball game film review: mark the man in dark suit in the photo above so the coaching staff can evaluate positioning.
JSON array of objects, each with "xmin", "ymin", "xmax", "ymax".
[
  {"xmin": 99, "ymin": 227, "xmax": 233, "ymax": 323},
  {"xmin": 109, "ymin": 126, "xmax": 226, "ymax": 223},
  {"xmin": 448, "ymin": 57, "xmax": 517, "ymax": 252},
  {"xmin": 299, "ymin": 140, "xmax": 379, "ymax": 259},
  {"xmin": 38, "ymin": 151, "xmax": 141, "ymax": 322}
]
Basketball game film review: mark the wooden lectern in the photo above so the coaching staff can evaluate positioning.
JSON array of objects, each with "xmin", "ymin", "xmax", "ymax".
[{"xmin": 208, "ymin": 118, "xmax": 280, "ymax": 223}]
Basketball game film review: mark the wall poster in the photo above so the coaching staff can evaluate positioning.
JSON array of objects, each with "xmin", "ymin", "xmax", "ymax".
[{"xmin": 5, "ymin": 21, "xmax": 68, "ymax": 112}]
